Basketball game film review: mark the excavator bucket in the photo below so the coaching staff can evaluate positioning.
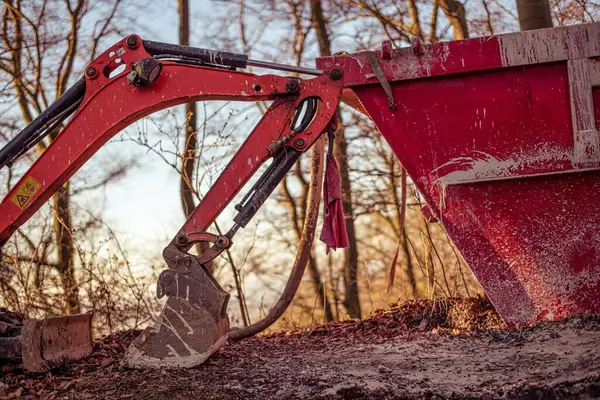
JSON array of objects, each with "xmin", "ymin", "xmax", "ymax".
[
  {"xmin": 122, "ymin": 297, "xmax": 229, "ymax": 368},
  {"xmin": 122, "ymin": 247, "xmax": 231, "ymax": 368},
  {"xmin": 20, "ymin": 313, "xmax": 94, "ymax": 372}
]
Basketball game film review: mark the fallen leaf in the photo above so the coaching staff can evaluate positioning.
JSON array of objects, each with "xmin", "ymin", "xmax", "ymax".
[
  {"xmin": 101, "ymin": 358, "xmax": 114, "ymax": 367},
  {"xmin": 4, "ymin": 388, "xmax": 21, "ymax": 399}
]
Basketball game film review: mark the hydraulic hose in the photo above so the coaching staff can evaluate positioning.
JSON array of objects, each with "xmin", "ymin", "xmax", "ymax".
[
  {"xmin": 228, "ymin": 135, "xmax": 325, "ymax": 341},
  {"xmin": 0, "ymin": 77, "xmax": 86, "ymax": 169}
]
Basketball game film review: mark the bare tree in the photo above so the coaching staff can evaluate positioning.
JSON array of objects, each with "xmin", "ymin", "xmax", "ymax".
[
  {"xmin": 176, "ymin": 0, "xmax": 215, "ymax": 272},
  {"xmin": 178, "ymin": 0, "xmax": 197, "ymax": 220},
  {"xmin": 0, "ymin": 0, "xmax": 130, "ymax": 315},
  {"xmin": 437, "ymin": 0, "xmax": 470, "ymax": 38},
  {"xmin": 310, "ymin": 0, "xmax": 362, "ymax": 318}
]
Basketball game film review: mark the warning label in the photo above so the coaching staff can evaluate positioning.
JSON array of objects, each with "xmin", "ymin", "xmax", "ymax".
[{"xmin": 10, "ymin": 176, "xmax": 41, "ymax": 210}]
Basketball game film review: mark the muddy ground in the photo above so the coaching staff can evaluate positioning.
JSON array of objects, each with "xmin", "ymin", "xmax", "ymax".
[{"xmin": 2, "ymin": 298, "xmax": 600, "ymax": 399}]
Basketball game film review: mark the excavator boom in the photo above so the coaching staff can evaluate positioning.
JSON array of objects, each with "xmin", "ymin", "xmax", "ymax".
[{"xmin": 0, "ymin": 34, "xmax": 342, "ymax": 369}]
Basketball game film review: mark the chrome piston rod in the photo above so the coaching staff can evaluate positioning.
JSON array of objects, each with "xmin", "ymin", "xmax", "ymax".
[{"xmin": 247, "ymin": 59, "xmax": 323, "ymax": 76}]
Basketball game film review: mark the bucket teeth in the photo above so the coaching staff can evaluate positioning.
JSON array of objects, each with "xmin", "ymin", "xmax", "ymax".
[{"xmin": 122, "ymin": 297, "xmax": 229, "ymax": 369}]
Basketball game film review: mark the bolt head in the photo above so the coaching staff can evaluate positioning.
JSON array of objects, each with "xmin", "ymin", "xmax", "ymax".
[
  {"xmin": 216, "ymin": 236, "xmax": 229, "ymax": 248},
  {"xmin": 85, "ymin": 67, "xmax": 97, "ymax": 79},
  {"xmin": 286, "ymin": 80, "xmax": 300, "ymax": 93},
  {"xmin": 176, "ymin": 234, "xmax": 187, "ymax": 246},
  {"xmin": 330, "ymin": 68, "xmax": 343, "ymax": 80},
  {"xmin": 295, "ymin": 138, "xmax": 306, "ymax": 148},
  {"xmin": 126, "ymin": 36, "xmax": 139, "ymax": 49}
]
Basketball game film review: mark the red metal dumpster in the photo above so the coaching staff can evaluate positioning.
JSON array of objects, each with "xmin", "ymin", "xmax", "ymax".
[{"xmin": 317, "ymin": 23, "xmax": 600, "ymax": 325}]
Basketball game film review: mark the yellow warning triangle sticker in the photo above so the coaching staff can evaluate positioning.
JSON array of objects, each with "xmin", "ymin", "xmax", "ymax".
[
  {"xmin": 16, "ymin": 194, "xmax": 29, "ymax": 207},
  {"xmin": 10, "ymin": 176, "xmax": 41, "ymax": 210}
]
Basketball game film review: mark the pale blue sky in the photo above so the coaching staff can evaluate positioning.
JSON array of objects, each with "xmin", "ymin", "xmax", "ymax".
[{"xmin": 97, "ymin": 2, "xmax": 186, "ymax": 255}]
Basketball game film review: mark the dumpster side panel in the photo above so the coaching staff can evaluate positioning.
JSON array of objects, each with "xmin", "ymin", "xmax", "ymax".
[{"xmin": 350, "ymin": 51, "xmax": 600, "ymax": 324}]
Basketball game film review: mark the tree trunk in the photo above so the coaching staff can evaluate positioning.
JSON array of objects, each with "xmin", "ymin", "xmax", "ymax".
[
  {"xmin": 52, "ymin": 184, "xmax": 79, "ymax": 314},
  {"xmin": 306, "ymin": 254, "xmax": 334, "ymax": 322},
  {"xmin": 390, "ymin": 160, "xmax": 417, "ymax": 298},
  {"xmin": 180, "ymin": 100, "xmax": 199, "ymax": 219},
  {"xmin": 6, "ymin": 1, "xmax": 80, "ymax": 315},
  {"xmin": 334, "ymin": 127, "xmax": 361, "ymax": 318},
  {"xmin": 437, "ymin": 0, "xmax": 469, "ymax": 39},
  {"xmin": 178, "ymin": 0, "xmax": 196, "ymax": 219},
  {"xmin": 516, "ymin": 0, "xmax": 553, "ymax": 31},
  {"xmin": 177, "ymin": 0, "xmax": 212, "ymax": 270},
  {"xmin": 402, "ymin": 231, "xmax": 417, "ymax": 298},
  {"xmin": 310, "ymin": 0, "xmax": 361, "ymax": 318}
]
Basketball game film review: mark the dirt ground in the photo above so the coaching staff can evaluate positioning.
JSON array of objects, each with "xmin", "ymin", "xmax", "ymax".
[{"xmin": 2, "ymin": 298, "xmax": 600, "ymax": 399}]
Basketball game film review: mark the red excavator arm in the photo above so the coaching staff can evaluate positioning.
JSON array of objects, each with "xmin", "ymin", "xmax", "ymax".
[{"xmin": 0, "ymin": 35, "xmax": 343, "ymax": 368}]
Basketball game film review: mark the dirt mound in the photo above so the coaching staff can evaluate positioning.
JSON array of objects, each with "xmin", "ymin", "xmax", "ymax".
[
  {"xmin": 2, "ymin": 298, "xmax": 600, "ymax": 399},
  {"xmin": 280, "ymin": 297, "xmax": 506, "ymax": 343}
]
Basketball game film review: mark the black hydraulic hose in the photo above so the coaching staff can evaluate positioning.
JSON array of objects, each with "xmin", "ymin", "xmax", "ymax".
[
  {"xmin": 143, "ymin": 40, "xmax": 323, "ymax": 76},
  {"xmin": 20, "ymin": 98, "xmax": 83, "ymax": 153},
  {"xmin": 143, "ymin": 40, "xmax": 248, "ymax": 69},
  {"xmin": 294, "ymin": 98, "xmax": 317, "ymax": 131},
  {"xmin": 0, "ymin": 77, "xmax": 86, "ymax": 169}
]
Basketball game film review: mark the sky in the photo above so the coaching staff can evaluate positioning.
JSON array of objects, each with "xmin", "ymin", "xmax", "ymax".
[{"xmin": 95, "ymin": 3, "xmax": 182, "ymax": 254}]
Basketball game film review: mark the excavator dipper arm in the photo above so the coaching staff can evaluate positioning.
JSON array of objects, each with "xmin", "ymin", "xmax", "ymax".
[{"xmin": 0, "ymin": 35, "xmax": 343, "ymax": 368}]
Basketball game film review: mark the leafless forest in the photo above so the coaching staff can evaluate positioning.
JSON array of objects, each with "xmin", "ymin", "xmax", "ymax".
[{"xmin": 0, "ymin": 0, "xmax": 598, "ymax": 336}]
